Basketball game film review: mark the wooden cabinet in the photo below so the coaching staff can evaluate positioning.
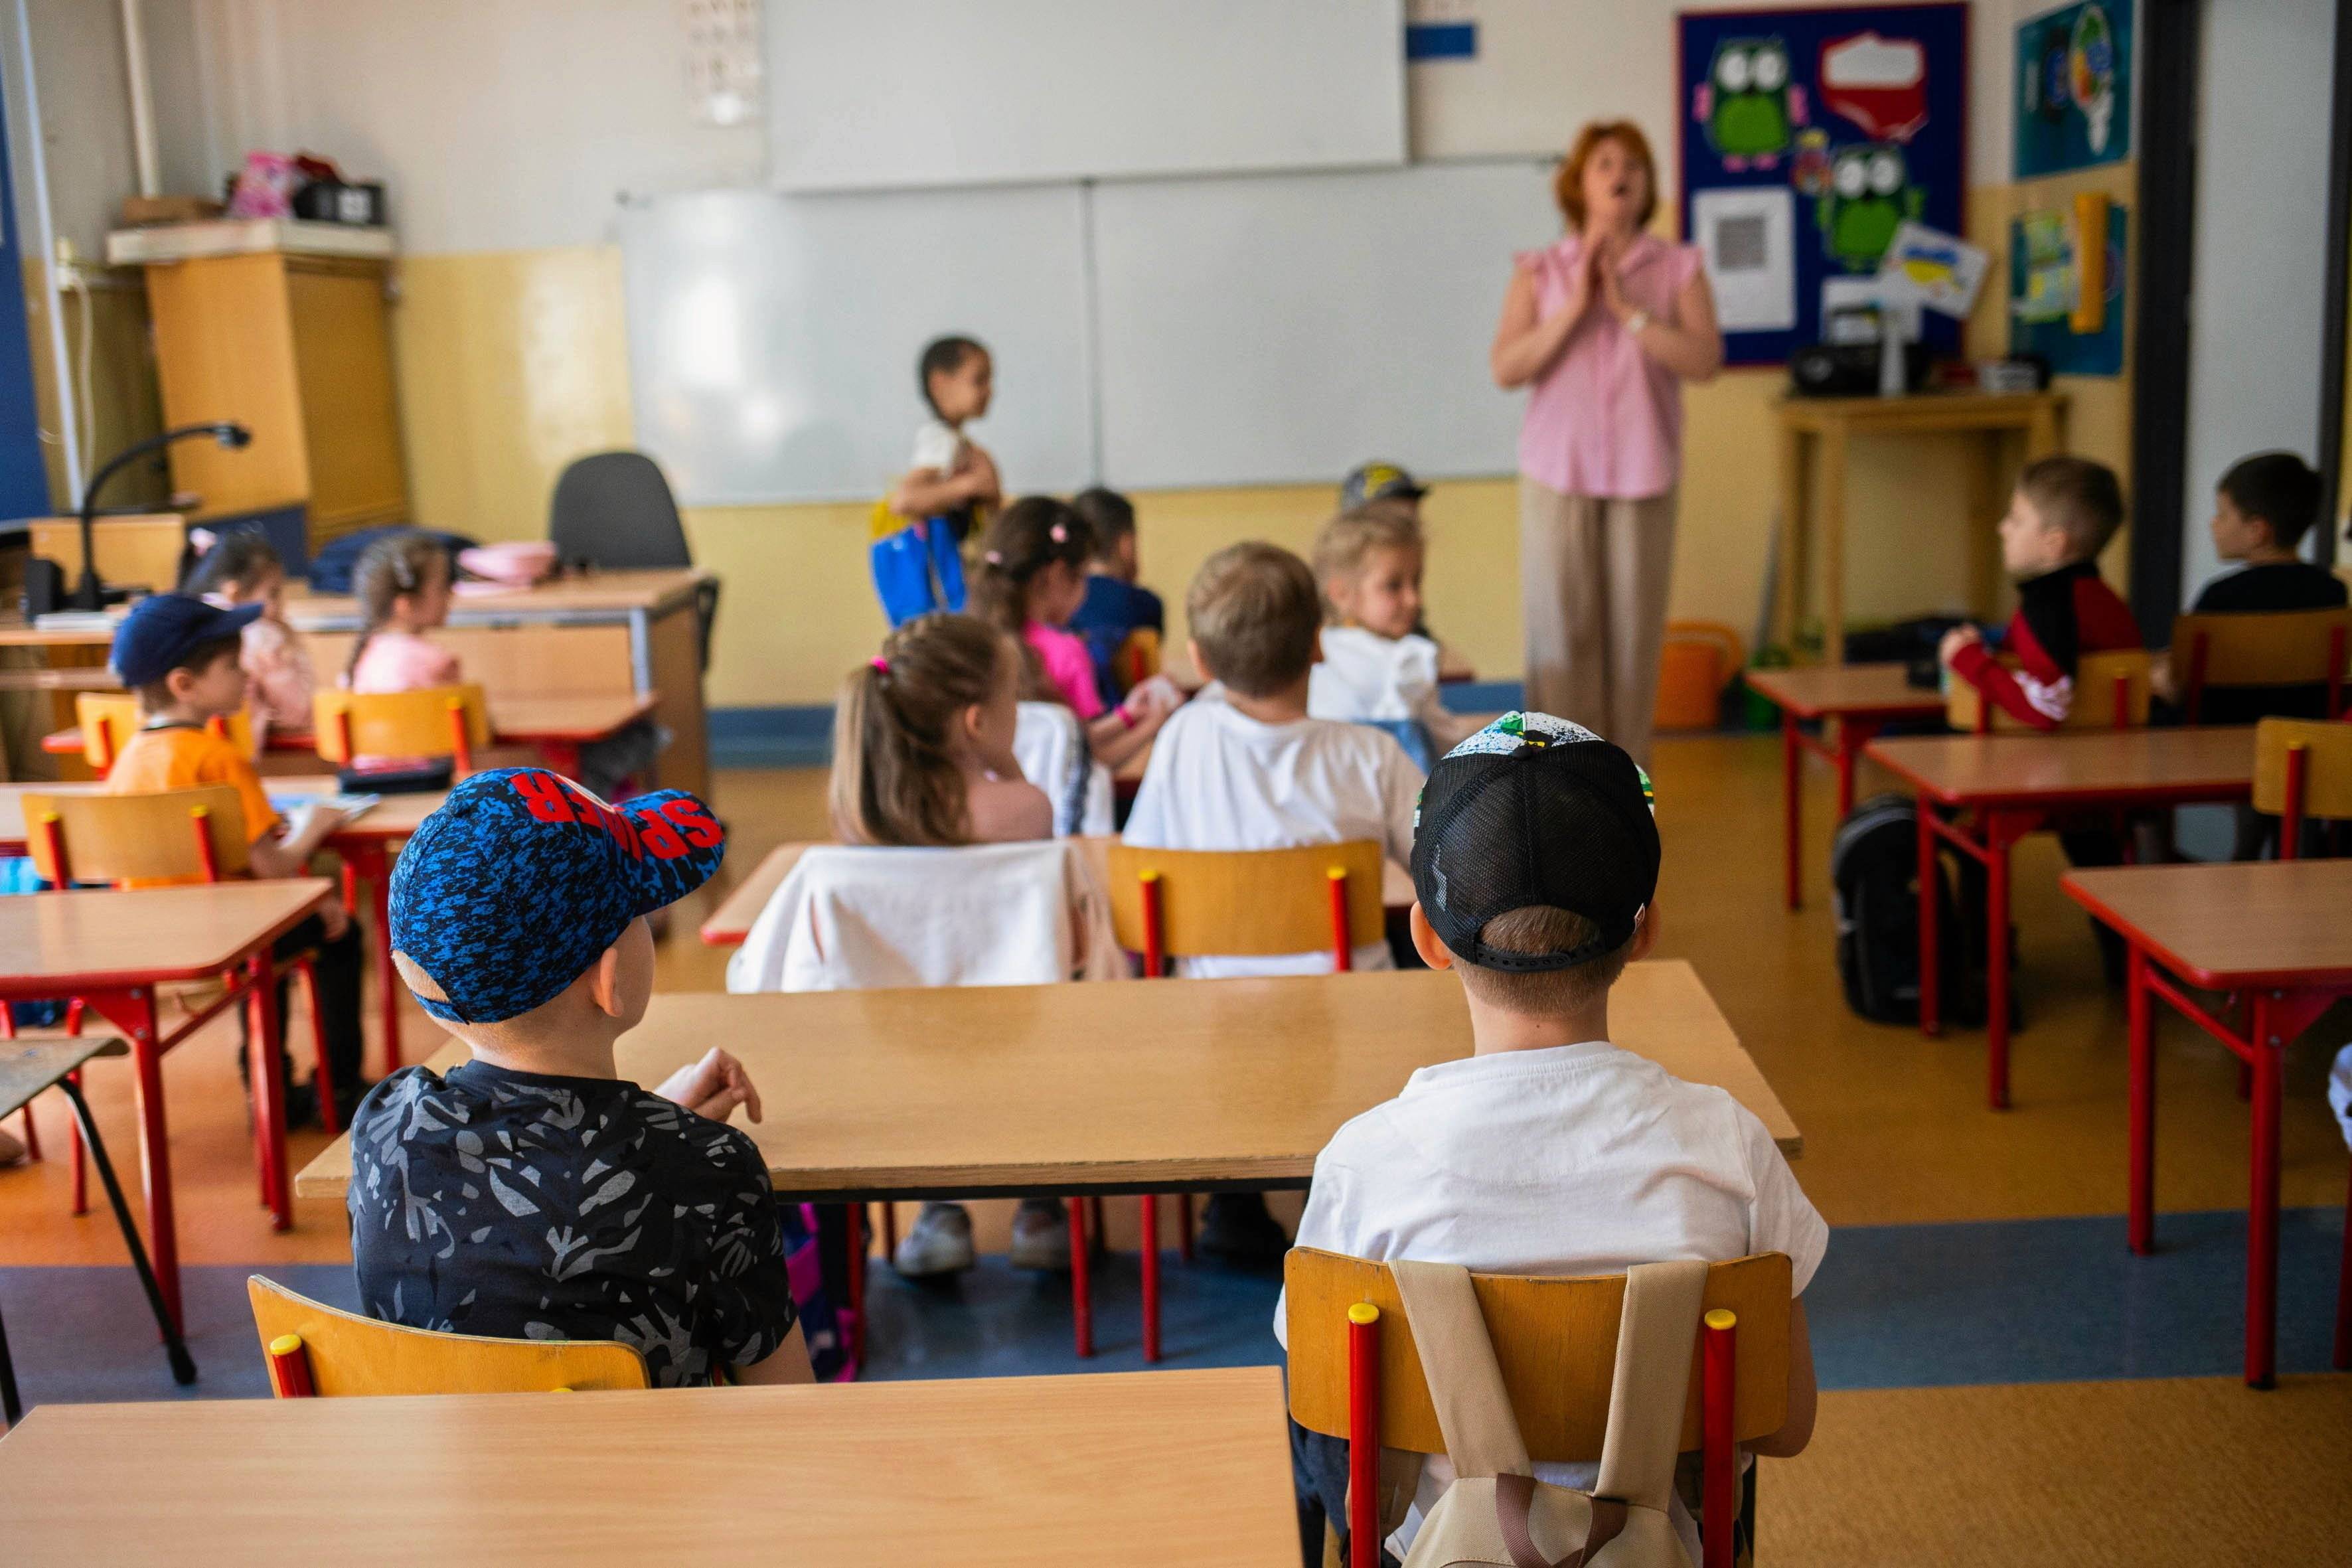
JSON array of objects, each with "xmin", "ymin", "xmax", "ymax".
[{"xmin": 117, "ymin": 222, "xmax": 407, "ymax": 552}]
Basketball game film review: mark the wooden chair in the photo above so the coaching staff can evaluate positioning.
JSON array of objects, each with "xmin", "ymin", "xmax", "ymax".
[
  {"xmin": 1945, "ymin": 648, "xmax": 2153, "ymax": 733},
  {"xmin": 2252, "ymin": 717, "xmax": 2352, "ymax": 860},
  {"xmin": 23, "ymin": 787, "xmax": 341, "ymax": 1168},
  {"xmin": 311, "ymin": 684, "xmax": 492, "ymax": 775},
  {"xmin": 1286, "ymin": 1247, "xmax": 1793, "ymax": 1568},
  {"xmin": 2173, "ymin": 607, "xmax": 2350, "ymax": 725},
  {"xmin": 76, "ymin": 692, "xmax": 255, "ymax": 775},
  {"xmin": 248, "ymin": 1275, "xmax": 649, "ymax": 1396},
  {"xmin": 1095, "ymin": 839, "xmax": 1389, "ymax": 1364}
]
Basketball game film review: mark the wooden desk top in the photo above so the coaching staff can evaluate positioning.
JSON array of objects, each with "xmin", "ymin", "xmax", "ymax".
[
  {"xmin": 482, "ymin": 692, "xmax": 661, "ymax": 744},
  {"xmin": 0, "ymin": 880, "xmax": 331, "ymax": 988},
  {"xmin": 297, "ymin": 962, "xmax": 1798, "ymax": 1200},
  {"xmin": 2061, "ymin": 861, "xmax": 2352, "ymax": 990},
  {"xmin": 0, "ymin": 779, "xmax": 443, "ymax": 850},
  {"xmin": 1776, "ymin": 390, "xmax": 2067, "ymax": 433},
  {"xmin": 0, "ymin": 618, "xmax": 114, "ymax": 649},
  {"xmin": 285, "ymin": 568, "xmax": 710, "ymax": 629},
  {"xmin": 0, "ymin": 1367, "xmax": 1298, "ymax": 1567},
  {"xmin": 1863, "ymin": 727, "xmax": 2256, "ymax": 809},
  {"xmin": 1743, "ymin": 663, "xmax": 1946, "ymax": 720},
  {"xmin": 700, "ymin": 838, "xmax": 1419, "ymax": 945}
]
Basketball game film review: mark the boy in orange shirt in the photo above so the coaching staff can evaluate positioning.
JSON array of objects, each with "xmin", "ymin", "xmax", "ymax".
[{"xmin": 106, "ymin": 593, "xmax": 365, "ymax": 1124}]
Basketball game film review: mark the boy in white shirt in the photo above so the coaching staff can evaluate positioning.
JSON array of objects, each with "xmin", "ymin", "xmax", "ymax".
[
  {"xmin": 1280, "ymin": 713, "xmax": 1824, "ymax": 1564},
  {"xmin": 1124, "ymin": 541, "xmax": 1422, "ymax": 1261},
  {"xmin": 1307, "ymin": 502, "xmax": 1484, "ymax": 765},
  {"xmin": 886, "ymin": 335, "xmax": 1001, "ymax": 542}
]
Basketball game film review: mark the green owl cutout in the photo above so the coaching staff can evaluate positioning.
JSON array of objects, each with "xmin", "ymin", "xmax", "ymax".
[
  {"xmin": 1694, "ymin": 39, "xmax": 1807, "ymax": 170},
  {"xmin": 1817, "ymin": 143, "xmax": 1923, "ymax": 272}
]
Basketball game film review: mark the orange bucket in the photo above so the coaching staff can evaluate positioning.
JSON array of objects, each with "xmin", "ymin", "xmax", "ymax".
[{"xmin": 1653, "ymin": 621, "xmax": 1746, "ymax": 732}]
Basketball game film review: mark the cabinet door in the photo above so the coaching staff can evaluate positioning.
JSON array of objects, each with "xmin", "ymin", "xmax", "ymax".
[
  {"xmin": 144, "ymin": 252, "xmax": 307, "ymax": 516},
  {"xmin": 287, "ymin": 258, "xmax": 408, "ymax": 543}
]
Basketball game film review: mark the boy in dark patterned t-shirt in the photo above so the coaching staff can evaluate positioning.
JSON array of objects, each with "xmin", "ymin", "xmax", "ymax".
[{"xmin": 345, "ymin": 767, "xmax": 811, "ymax": 1386}]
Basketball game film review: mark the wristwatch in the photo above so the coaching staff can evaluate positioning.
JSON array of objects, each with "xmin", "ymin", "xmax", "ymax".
[{"xmin": 1624, "ymin": 309, "xmax": 1652, "ymax": 335}]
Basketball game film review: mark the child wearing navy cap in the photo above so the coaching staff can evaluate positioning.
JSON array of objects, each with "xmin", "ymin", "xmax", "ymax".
[
  {"xmin": 1277, "ymin": 715, "xmax": 1824, "ymax": 1564},
  {"xmin": 345, "ymin": 767, "xmax": 814, "ymax": 1386}
]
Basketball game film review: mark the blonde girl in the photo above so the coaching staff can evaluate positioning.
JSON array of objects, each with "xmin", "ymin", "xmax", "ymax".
[{"xmin": 343, "ymin": 532, "xmax": 459, "ymax": 692}]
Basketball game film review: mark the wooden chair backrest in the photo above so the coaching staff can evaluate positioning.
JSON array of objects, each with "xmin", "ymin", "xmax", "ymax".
[
  {"xmin": 1105, "ymin": 839, "xmax": 1385, "ymax": 957},
  {"xmin": 2252, "ymin": 718, "xmax": 2352, "ymax": 821},
  {"xmin": 311, "ymin": 684, "xmax": 492, "ymax": 765},
  {"xmin": 76, "ymin": 693, "xmax": 255, "ymax": 770},
  {"xmin": 1944, "ymin": 649, "xmax": 2153, "ymax": 732},
  {"xmin": 2171, "ymin": 607, "xmax": 2350, "ymax": 714},
  {"xmin": 246, "ymin": 1275, "xmax": 649, "ymax": 1396},
  {"xmin": 1285, "ymin": 1248, "xmax": 1792, "ymax": 1460},
  {"xmin": 1117, "ymin": 626, "xmax": 1163, "ymax": 690},
  {"xmin": 21, "ymin": 785, "xmax": 250, "ymax": 884}
]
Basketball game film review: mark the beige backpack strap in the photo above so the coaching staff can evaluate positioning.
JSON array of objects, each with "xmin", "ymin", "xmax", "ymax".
[
  {"xmin": 1389, "ymin": 1259, "xmax": 1533, "ymax": 1480},
  {"xmin": 1591, "ymin": 1259, "xmax": 1709, "ymax": 1511}
]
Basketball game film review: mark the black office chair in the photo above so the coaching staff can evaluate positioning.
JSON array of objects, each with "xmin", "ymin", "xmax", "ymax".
[{"xmin": 548, "ymin": 451, "xmax": 718, "ymax": 670}]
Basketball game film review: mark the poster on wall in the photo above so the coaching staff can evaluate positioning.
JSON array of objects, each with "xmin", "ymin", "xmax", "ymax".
[
  {"xmin": 2009, "ymin": 203, "xmax": 2127, "ymax": 374},
  {"xmin": 2014, "ymin": 0, "xmax": 2132, "ymax": 179},
  {"xmin": 1679, "ymin": 5, "xmax": 1970, "ymax": 366}
]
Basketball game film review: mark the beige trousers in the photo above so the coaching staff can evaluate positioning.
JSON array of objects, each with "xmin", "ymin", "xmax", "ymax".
[{"xmin": 1519, "ymin": 478, "xmax": 1680, "ymax": 765}]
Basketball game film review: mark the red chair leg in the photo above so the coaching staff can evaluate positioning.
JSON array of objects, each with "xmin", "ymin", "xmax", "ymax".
[
  {"xmin": 1068, "ymin": 1196, "xmax": 1093, "ymax": 1358},
  {"xmin": 1703, "ymin": 1308, "xmax": 1737, "ymax": 1568},
  {"xmin": 880, "ymin": 1200, "xmax": 898, "ymax": 1261},
  {"xmin": 299, "ymin": 959, "xmax": 339, "ymax": 1137},
  {"xmin": 1141, "ymin": 1194, "xmax": 1160, "ymax": 1363},
  {"xmin": 1347, "ymin": 1302, "xmax": 1380, "ymax": 1568},
  {"xmin": 266, "ymin": 1334, "xmax": 317, "ymax": 1398}
]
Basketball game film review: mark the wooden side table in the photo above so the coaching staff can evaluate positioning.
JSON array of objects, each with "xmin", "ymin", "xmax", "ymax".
[{"xmin": 1776, "ymin": 391, "xmax": 2068, "ymax": 663}]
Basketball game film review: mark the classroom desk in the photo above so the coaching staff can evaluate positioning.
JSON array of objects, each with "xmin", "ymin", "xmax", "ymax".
[
  {"xmin": 0, "ymin": 880, "xmax": 333, "ymax": 1330},
  {"xmin": 295, "ymin": 963, "xmax": 1796, "ymax": 1360},
  {"xmin": 2061, "ymin": 860, "xmax": 2352, "ymax": 1389},
  {"xmin": 1775, "ymin": 391, "xmax": 2066, "ymax": 663},
  {"xmin": 1743, "ymin": 663, "xmax": 1947, "ymax": 909},
  {"xmin": 0, "ymin": 780, "xmax": 445, "ymax": 1077},
  {"xmin": 1863, "ymin": 727, "xmax": 2257, "ymax": 1109},
  {"xmin": 698, "ymin": 836, "xmax": 1421, "ymax": 945},
  {"xmin": 0, "ymin": 1366, "xmax": 1299, "ymax": 1567},
  {"xmin": 286, "ymin": 568, "xmax": 712, "ymax": 794}
]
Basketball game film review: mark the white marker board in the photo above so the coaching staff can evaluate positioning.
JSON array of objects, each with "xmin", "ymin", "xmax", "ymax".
[
  {"xmin": 617, "ymin": 185, "xmax": 1094, "ymax": 506},
  {"xmin": 766, "ymin": 0, "xmax": 1406, "ymax": 192},
  {"xmin": 1090, "ymin": 161, "xmax": 1558, "ymax": 489}
]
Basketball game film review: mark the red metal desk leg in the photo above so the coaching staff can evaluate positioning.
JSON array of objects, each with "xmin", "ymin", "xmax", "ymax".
[
  {"xmin": 2245, "ymin": 992, "xmax": 2281, "ymax": 1389},
  {"xmin": 247, "ymin": 951, "xmax": 291, "ymax": 1230},
  {"xmin": 98, "ymin": 989, "xmax": 181, "ymax": 1334},
  {"xmin": 1836, "ymin": 719, "xmax": 1880, "ymax": 819},
  {"xmin": 1068, "ymin": 1196, "xmax": 1093, "ymax": 1358},
  {"xmin": 1984, "ymin": 812, "xmax": 2021, "ymax": 1111},
  {"xmin": 845, "ymin": 1202, "xmax": 865, "ymax": 1370},
  {"xmin": 540, "ymin": 742, "xmax": 582, "ymax": 780},
  {"xmin": 2126, "ymin": 943, "xmax": 2156, "ymax": 1255},
  {"xmin": 357, "ymin": 844, "xmax": 401, "ymax": 1074},
  {"xmin": 1140, "ymin": 1194, "xmax": 1160, "ymax": 1363},
  {"xmin": 1915, "ymin": 793, "xmax": 1940, "ymax": 1036},
  {"xmin": 1781, "ymin": 710, "xmax": 1802, "ymax": 911},
  {"xmin": 2334, "ymin": 1161, "xmax": 2351, "ymax": 1372}
]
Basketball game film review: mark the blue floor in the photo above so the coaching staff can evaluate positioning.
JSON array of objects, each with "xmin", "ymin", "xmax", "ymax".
[{"xmin": 3, "ymin": 1208, "xmax": 2342, "ymax": 1411}]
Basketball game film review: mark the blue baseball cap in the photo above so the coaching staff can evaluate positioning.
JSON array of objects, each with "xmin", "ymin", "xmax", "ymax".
[
  {"xmin": 390, "ymin": 767, "xmax": 726, "ymax": 1024},
  {"xmin": 110, "ymin": 593, "xmax": 263, "ymax": 687}
]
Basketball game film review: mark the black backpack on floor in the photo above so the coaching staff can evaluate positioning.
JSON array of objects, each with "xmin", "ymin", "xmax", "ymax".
[{"xmin": 1831, "ymin": 793, "xmax": 1991, "ymax": 1027}]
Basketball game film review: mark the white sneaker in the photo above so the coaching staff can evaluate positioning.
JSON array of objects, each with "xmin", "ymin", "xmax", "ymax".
[
  {"xmin": 892, "ymin": 1202, "xmax": 976, "ymax": 1277},
  {"xmin": 1008, "ymin": 1198, "xmax": 1071, "ymax": 1271}
]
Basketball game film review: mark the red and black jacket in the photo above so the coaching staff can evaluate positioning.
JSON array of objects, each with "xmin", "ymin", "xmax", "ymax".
[{"xmin": 1950, "ymin": 561, "xmax": 2142, "ymax": 730}]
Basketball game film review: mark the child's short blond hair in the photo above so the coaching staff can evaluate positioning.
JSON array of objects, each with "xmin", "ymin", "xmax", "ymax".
[
  {"xmin": 2019, "ymin": 456, "xmax": 2126, "ymax": 560},
  {"xmin": 1310, "ymin": 501, "xmax": 1425, "ymax": 623},
  {"xmin": 1185, "ymin": 542, "xmax": 1320, "ymax": 696},
  {"xmin": 1452, "ymin": 905, "xmax": 1637, "ymax": 1016}
]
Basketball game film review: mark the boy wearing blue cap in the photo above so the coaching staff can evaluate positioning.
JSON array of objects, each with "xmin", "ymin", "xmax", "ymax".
[
  {"xmin": 1277, "ymin": 715, "xmax": 1822, "ymax": 1564},
  {"xmin": 345, "ymin": 767, "xmax": 812, "ymax": 1385},
  {"xmin": 108, "ymin": 593, "xmax": 364, "ymax": 1125}
]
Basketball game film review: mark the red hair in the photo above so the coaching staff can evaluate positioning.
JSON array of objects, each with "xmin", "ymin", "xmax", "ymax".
[{"xmin": 1553, "ymin": 120, "xmax": 1658, "ymax": 231}]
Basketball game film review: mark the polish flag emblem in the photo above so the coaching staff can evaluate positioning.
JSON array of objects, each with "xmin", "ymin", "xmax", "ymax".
[{"xmin": 1818, "ymin": 32, "xmax": 1928, "ymax": 142}]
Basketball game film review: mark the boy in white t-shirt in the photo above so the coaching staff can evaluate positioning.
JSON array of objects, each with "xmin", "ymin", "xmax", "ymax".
[
  {"xmin": 1307, "ymin": 501, "xmax": 1484, "ymax": 766},
  {"xmin": 886, "ymin": 335, "xmax": 1001, "ymax": 542},
  {"xmin": 1124, "ymin": 541, "xmax": 1422, "ymax": 1263},
  {"xmin": 1280, "ymin": 714, "xmax": 1824, "ymax": 1565}
]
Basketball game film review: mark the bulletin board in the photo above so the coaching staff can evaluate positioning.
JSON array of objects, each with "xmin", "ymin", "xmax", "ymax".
[
  {"xmin": 2013, "ymin": 0, "xmax": 2132, "ymax": 179},
  {"xmin": 1678, "ymin": 3, "xmax": 1970, "ymax": 366},
  {"xmin": 2009, "ymin": 202, "xmax": 2128, "ymax": 375}
]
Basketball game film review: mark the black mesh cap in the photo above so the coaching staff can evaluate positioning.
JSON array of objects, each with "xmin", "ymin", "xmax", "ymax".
[{"xmin": 1411, "ymin": 713, "xmax": 1660, "ymax": 973}]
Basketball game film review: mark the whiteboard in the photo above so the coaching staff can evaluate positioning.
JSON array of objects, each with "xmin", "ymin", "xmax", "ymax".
[
  {"xmin": 617, "ymin": 185, "xmax": 1095, "ymax": 506},
  {"xmin": 767, "ymin": 0, "xmax": 1406, "ymax": 192},
  {"xmin": 1091, "ymin": 161, "xmax": 1557, "ymax": 489}
]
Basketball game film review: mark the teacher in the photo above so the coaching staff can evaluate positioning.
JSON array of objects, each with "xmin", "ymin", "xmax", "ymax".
[{"xmin": 1490, "ymin": 120, "xmax": 1723, "ymax": 764}]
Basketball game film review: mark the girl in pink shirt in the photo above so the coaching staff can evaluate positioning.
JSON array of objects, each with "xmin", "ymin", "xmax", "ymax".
[
  {"xmin": 970, "ymin": 497, "xmax": 1174, "ymax": 774},
  {"xmin": 343, "ymin": 532, "xmax": 461, "ymax": 694},
  {"xmin": 187, "ymin": 528, "xmax": 314, "ymax": 747}
]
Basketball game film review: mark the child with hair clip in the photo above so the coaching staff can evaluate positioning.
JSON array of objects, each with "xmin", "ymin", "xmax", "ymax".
[
  {"xmin": 826, "ymin": 611, "xmax": 1067, "ymax": 1277},
  {"xmin": 969, "ymin": 497, "xmax": 1179, "ymax": 776},
  {"xmin": 345, "ymin": 531, "xmax": 664, "ymax": 799},
  {"xmin": 185, "ymin": 526, "xmax": 314, "ymax": 744}
]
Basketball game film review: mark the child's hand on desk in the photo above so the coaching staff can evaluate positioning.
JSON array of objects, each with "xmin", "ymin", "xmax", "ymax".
[
  {"xmin": 1937, "ymin": 625, "xmax": 1982, "ymax": 668},
  {"xmin": 1125, "ymin": 673, "xmax": 1185, "ymax": 718},
  {"xmin": 657, "ymin": 1047, "xmax": 764, "ymax": 1125}
]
